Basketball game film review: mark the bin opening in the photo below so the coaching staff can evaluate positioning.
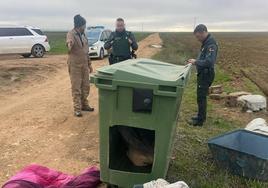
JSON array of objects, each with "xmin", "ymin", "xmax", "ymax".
[{"xmin": 109, "ymin": 125, "xmax": 155, "ymax": 173}]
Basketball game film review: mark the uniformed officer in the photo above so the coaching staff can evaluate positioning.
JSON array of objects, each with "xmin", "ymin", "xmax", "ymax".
[
  {"xmin": 104, "ymin": 18, "xmax": 138, "ymax": 65},
  {"xmin": 66, "ymin": 15, "xmax": 94, "ymax": 117},
  {"xmin": 187, "ymin": 24, "xmax": 218, "ymax": 126}
]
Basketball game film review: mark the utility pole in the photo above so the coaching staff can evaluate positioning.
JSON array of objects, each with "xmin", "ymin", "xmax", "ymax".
[{"xmin": 141, "ymin": 23, "xmax": 144, "ymax": 32}]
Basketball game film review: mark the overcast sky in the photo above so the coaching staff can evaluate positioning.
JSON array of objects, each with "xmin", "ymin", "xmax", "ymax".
[{"xmin": 0, "ymin": 0, "xmax": 267, "ymax": 32}]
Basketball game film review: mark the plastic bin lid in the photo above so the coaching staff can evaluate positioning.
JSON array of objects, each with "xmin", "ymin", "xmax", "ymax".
[{"xmin": 95, "ymin": 58, "xmax": 191, "ymax": 86}]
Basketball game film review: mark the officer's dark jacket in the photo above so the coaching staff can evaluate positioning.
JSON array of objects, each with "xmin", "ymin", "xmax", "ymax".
[
  {"xmin": 196, "ymin": 34, "xmax": 218, "ymax": 70},
  {"xmin": 104, "ymin": 30, "xmax": 138, "ymax": 57}
]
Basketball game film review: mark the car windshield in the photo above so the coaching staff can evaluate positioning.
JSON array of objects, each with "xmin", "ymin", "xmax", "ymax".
[{"xmin": 86, "ymin": 29, "xmax": 101, "ymax": 45}]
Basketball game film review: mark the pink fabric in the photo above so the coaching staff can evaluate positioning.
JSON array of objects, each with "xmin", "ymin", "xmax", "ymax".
[{"xmin": 2, "ymin": 164, "xmax": 101, "ymax": 188}]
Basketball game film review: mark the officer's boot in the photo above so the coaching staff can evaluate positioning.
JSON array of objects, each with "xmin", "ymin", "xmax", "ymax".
[
  {"xmin": 191, "ymin": 119, "xmax": 204, "ymax": 126},
  {"xmin": 191, "ymin": 115, "xmax": 199, "ymax": 121},
  {"xmin": 82, "ymin": 105, "xmax": 94, "ymax": 112}
]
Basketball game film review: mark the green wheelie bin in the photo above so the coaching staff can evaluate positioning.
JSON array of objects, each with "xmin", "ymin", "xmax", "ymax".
[{"xmin": 91, "ymin": 58, "xmax": 191, "ymax": 188}]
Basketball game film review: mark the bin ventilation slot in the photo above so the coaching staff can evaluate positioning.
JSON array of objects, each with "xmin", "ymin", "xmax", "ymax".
[
  {"xmin": 97, "ymin": 78, "xmax": 112, "ymax": 86},
  {"xmin": 133, "ymin": 89, "xmax": 153, "ymax": 113},
  {"xmin": 109, "ymin": 125, "xmax": 155, "ymax": 173},
  {"xmin": 158, "ymin": 85, "xmax": 177, "ymax": 93}
]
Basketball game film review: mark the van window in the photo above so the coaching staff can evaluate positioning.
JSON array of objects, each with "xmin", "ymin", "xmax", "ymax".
[
  {"xmin": 0, "ymin": 28, "xmax": 33, "ymax": 37},
  {"xmin": 32, "ymin": 29, "xmax": 44, "ymax": 35}
]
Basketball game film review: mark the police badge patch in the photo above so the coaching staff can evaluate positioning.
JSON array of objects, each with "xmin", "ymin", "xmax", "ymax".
[{"xmin": 209, "ymin": 48, "xmax": 215, "ymax": 52}]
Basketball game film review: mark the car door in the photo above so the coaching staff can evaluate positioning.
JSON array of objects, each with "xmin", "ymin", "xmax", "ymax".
[
  {"xmin": 0, "ymin": 28, "xmax": 14, "ymax": 54},
  {"xmin": 11, "ymin": 28, "xmax": 34, "ymax": 54}
]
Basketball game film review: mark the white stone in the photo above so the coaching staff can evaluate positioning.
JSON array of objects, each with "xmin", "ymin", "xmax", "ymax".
[
  {"xmin": 237, "ymin": 95, "xmax": 267, "ymax": 112},
  {"xmin": 245, "ymin": 118, "xmax": 268, "ymax": 136}
]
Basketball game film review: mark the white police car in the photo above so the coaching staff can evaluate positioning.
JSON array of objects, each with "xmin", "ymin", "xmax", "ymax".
[{"xmin": 86, "ymin": 26, "xmax": 112, "ymax": 59}]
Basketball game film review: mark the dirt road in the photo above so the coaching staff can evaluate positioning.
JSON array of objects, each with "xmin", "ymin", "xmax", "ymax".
[{"xmin": 0, "ymin": 33, "xmax": 162, "ymax": 184}]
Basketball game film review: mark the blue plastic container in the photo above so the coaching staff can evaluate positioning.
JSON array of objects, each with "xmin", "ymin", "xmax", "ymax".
[{"xmin": 208, "ymin": 129, "xmax": 268, "ymax": 181}]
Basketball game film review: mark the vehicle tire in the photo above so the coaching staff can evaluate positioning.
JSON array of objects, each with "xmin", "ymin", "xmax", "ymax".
[
  {"xmin": 99, "ymin": 48, "xmax": 104, "ymax": 60},
  {"xmin": 22, "ymin": 54, "xmax": 31, "ymax": 58},
  {"xmin": 31, "ymin": 44, "xmax": 45, "ymax": 58}
]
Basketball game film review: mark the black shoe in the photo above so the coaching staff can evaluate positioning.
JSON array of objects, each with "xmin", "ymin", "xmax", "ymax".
[
  {"xmin": 192, "ymin": 116, "xmax": 206, "ymax": 123},
  {"xmin": 74, "ymin": 111, "xmax": 83, "ymax": 117},
  {"xmin": 191, "ymin": 116, "xmax": 199, "ymax": 121},
  {"xmin": 82, "ymin": 106, "xmax": 94, "ymax": 112},
  {"xmin": 188, "ymin": 119, "xmax": 204, "ymax": 127}
]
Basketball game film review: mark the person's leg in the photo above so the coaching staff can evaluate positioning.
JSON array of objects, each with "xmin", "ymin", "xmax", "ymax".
[
  {"xmin": 197, "ymin": 86, "xmax": 208, "ymax": 122},
  {"xmin": 190, "ymin": 72, "xmax": 208, "ymax": 126},
  {"xmin": 69, "ymin": 64, "xmax": 83, "ymax": 116},
  {"xmin": 191, "ymin": 80, "xmax": 202, "ymax": 121},
  {"xmin": 109, "ymin": 54, "xmax": 115, "ymax": 65},
  {"xmin": 200, "ymin": 68, "xmax": 215, "ymax": 121},
  {"xmin": 192, "ymin": 68, "xmax": 215, "ymax": 126},
  {"xmin": 81, "ymin": 65, "xmax": 94, "ymax": 111}
]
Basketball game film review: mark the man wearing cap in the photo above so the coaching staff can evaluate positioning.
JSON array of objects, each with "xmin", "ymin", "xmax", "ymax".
[
  {"xmin": 66, "ymin": 14, "xmax": 94, "ymax": 117},
  {"xmin": 187, "ymin": 24, "xmax": 218, "ymax": 126},
  {"xmin": 104, "ymin": 18, "xmax": 138, "ymax": 65}
]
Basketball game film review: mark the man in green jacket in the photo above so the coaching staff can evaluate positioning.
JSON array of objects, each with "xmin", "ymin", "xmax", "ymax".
[{"xmin": 104, "ymin": 18, "xmax": 138, "ymax": 65}]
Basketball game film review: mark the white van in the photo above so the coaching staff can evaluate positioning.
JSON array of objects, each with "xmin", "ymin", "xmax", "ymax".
[
  {"xmin": 0, "ymin": 26, "xmax": 50, "ymax": 58},
  {"xmin": 86, "ymin": 26, "xmax": 112, "ymax": 59}
]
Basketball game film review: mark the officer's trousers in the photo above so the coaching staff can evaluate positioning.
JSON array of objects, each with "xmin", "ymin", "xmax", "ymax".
[
  {"xmin": 109, "ymin": 55, "xmax": 131, "ymax": 65},
  {"xmin": 68, "ymin": 63, "xmax": 90, "ymax": 112},
  {"xmin": 197, "ymin": 68, "xmax": 215, "ymax": 122}
]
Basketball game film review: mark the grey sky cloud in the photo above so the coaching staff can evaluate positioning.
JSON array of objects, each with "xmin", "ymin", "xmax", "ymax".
[{"xmin": 0, "ymin": 0, "xmax": 267, "ymax": 31}]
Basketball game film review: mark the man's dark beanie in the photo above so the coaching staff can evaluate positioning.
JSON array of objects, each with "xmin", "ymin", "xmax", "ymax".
[{"xmin": 74, "ymin": 14, "xmax": 86, "ymax": 28}]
